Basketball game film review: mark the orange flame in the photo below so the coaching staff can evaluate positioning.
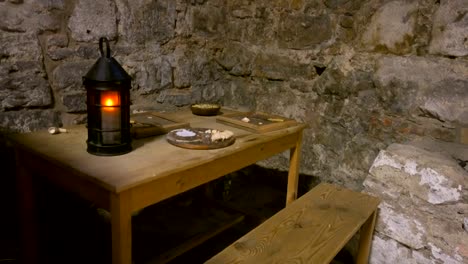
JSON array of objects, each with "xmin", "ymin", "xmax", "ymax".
[
  {"xmin": 104, "ymin": 98, "xmax": 115, "ymax": 106},
  {"xmin": 101, "ymin": 91, "xmax": 119, "ymax": 107}
]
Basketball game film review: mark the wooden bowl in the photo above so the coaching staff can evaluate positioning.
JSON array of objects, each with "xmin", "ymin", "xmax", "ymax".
[{"xmin": 190, "ymin": 104, "xmax": 221, "ymax": 116}]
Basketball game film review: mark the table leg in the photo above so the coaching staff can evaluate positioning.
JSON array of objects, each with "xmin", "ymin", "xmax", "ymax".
[
  {"xmin": 16, "ymin": 155, "xmax": 39, "ymax": 264},
  {"xmin": 355, "ymin": 210, "xmax": 378, "ymax": 264},
  {"xmin": 111, "ymin": 191, "xmax": 133, "ymax": 264},
  {"xmin": 286, "ymin": 132, "xmax": 303, "ymax": 206}
]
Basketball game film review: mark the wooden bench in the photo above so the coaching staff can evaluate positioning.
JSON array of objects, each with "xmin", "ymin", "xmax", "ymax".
[{"xmin": 205, "ymin": 183, "xmax": 380, "ymax": 264}]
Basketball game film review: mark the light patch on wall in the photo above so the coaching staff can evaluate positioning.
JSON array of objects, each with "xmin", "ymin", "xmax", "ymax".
[
  {"xmin": 370, "ymin": 150, "xmax": 403, "ymax": 171},
  {"xmin": 429, "ymin": 242, "xmax": 464, "ymax": 264},
  {"xmin": 419, "ymin": 167, "xmax": 461, "ymax": 204}
]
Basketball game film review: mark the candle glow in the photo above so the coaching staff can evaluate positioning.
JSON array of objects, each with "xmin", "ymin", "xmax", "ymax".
[
  {"xmin": 100, "ymin": 91, "xmax": 121, "ymax": 144},
  {"xmin": 104, "ymin": 98, "xmax": 115, "ymax": 107},
  {"xmin": 101, "ymin": 91, "xmax": 120, "ymax": 107}
]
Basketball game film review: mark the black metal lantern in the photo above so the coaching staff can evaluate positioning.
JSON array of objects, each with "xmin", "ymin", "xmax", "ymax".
[{"xmin": 83, "ymin": 37, "xmax": 132, "ymax": 156}]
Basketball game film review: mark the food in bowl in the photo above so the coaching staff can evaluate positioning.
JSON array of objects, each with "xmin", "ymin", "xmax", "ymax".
[{"xmin": 191, "ymin": 103, "xmax": 221, "ymax": 116}]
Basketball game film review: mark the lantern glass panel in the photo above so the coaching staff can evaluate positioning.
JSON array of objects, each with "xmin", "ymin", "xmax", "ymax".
[{"xmin": 99, "ymin": 90, "xmax": 122, "ymax": 144}]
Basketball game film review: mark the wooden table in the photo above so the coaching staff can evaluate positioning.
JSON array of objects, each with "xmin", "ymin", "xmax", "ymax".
[{"xmin": 9, "ymin": 109, "xmax": 305, "ymax": 264}]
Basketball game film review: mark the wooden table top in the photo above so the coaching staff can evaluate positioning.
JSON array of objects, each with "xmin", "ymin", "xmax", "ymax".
[{"xmin": 8, "ymin": 109, "xmax": 305, "ymax": 193}]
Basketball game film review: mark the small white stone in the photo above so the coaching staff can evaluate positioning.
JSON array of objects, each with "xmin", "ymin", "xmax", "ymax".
[{"xmin": 48, "ymin": 127, "xmax": 59, "ymax": 134}]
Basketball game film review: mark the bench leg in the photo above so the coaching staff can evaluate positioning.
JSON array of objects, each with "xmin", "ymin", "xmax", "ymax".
[
  {"xmin": 355, "ymin": 210, "xmax": 378, "ymax": 264},
  {"xmin": 111, "ymin": 191, "xmax": 133, "ymax": 264},
  {"xmin": 286, "ymin": 132, "xmax": 302, "ymax": 206}
]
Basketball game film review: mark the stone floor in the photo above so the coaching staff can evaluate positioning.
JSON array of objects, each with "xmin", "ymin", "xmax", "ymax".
[{"xmin": 0, "ymin": 165, "xmax": 353, "ymax": 264}]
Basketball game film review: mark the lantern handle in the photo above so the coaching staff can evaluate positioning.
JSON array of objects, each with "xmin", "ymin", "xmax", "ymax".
[{"xmin": 99, "ymin": 37, "xmax": 111, "ymax": 58}]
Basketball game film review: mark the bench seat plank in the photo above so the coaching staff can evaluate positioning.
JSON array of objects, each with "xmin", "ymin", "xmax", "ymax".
[{"xmin": 205, "ymin": 183, "xmax": 380, "ymax": 264}]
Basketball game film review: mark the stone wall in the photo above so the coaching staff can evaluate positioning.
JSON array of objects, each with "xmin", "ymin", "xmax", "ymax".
[
  {"xmin": 1, "ymin": 0, "xmax": 467, "ymax": 262},
  {"xmin": 364, "ymin": 139, "xmax": 468, "ymax": 263}
]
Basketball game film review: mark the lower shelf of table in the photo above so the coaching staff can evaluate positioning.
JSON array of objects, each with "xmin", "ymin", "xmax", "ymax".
[{"xmin": 132, "ymin": 195, "xmax": 245, "ymax": 264}]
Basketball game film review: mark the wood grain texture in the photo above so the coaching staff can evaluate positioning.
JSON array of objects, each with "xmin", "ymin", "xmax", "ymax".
[
  {"xmin": 216, "ymin": 112, "xmax": 298, "ymax": 133},
  {"xmin": 130, "ymin": 112, "xmax": 189, "ymax": 139},
  {"xmin": 7, "ymin": 109, "xmax": 305, "ymax": 193},
  {"xmin": 356, "ymin": 210, "xmax": 378, "ymax": 264},
  {"xmin": 9, "ymin": 107, "xmax": 306, "ymax": 264},
  {"xmin": 205, "ymin": 183, "xmax": 380, "ymax": 264},
  {"xmin": 127, "ymin": 130, "xmax": 303, "ymax": 212},
  {"xmin": 286, "ymin": 131, "xmax": 302, "ymax": 206},
  {"xmin": 111, "ymin": 191, "xmax": 133, "ymax": 264}
]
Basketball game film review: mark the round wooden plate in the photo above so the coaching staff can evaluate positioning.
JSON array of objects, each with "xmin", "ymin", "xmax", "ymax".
[{"xmin": 166, "ymin": 128, "xmax": 235, "ymax": 150}]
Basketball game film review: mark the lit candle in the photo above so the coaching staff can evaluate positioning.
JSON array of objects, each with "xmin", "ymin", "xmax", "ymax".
[{"xmin": 101, "ymin": 91, "xmax": 121, "ymax": 144}]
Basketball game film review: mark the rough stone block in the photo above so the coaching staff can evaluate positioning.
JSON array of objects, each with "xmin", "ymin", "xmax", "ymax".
[
  {"xmin": 369, "ymin": 235, "xmax": 414, "ymax": 264},
  {"xmin": 116, "ymin": 0, "xmax": 176, "ymax": 44},
  {"xmin": 46, "ymin": 34, "xmax": 68, "ymax": 48},
  {"xmin": 157, "ymin": 89, "xmax": 191, "ymax": 106},
  {"xmin": 0, "ymin": 7, "xmax": 26, "ymax": 32},
  {"xmin": 191, "ymin": 54, "xmax": 221, "ymax": 86},
  {"xmin": 220, "ymin": 78, "xmax": 257, "ymax": 111},
  {"xmin": 254, "ymin": 79, "xmax": 312, "ymax": 121},
  {"xmin": 192, "ymin": 5, "xmax": 226, "ymax": 36},
  {"xmin": 0, "ymin": 57, "xmax": 52, "ymax": 110},
  {"xmin": 420, "ymin": 79, "xmax": 468, "ymax": 125},
  {"xmin": 374, "ymin": 56, "xmax": 468, "ymax": 125},
  {"xmin": 172, "ymin": 46, "xmax": 192, "ymax": 88},
  {"xmin": 47, "ymin": 47, "xmax": 74, "ymax": 61},
  {"xmin": 75, "ymin": 44, "xmax": 100, "ymax": 59},
  {"xmin": 369, "ymin": 144, "xmax": 466, "ymax": 204},
  {"xmin": 37, "ymin": 0, "xmax": 65, "ymax": 10},
  {"xmin": 0, "ymin": 32, "xmax": 42, "ymax": 61},
  {"xmin": 0, "ymin": 2, "xmax": 62, "ymax": 33},
  {"xmin": 324, "ymin": 0, "xmax": 360, "ymax": 10},
  {"xmin": 46, "ymin": 34, "xmax": 73, "ymax": 60},
  {"xmin": 429, "ymin": 0, "xmax": 468, "ymax": 57},
  {"xmin": 37, "ymin": 13, "xmax": 61, "ymax": 32},
  {"xmin": 215, "ymin": 42, "xmax": 253, "ymax": 76},
  {"xmin": 160, "ymin": 59, "xmax": 172, "ymax": 90},
  {"xmin": 62, "ymin": 92, "xmax": 87, "ymax": 113},
  {"xmin": 252, "ymin": 53, "xmax": 312, "ymax": 81},
  {"xmin": 407, "ymin": 137, "xmax": 468, "ymax": 162},
  {"xmin": 243, "ymin": 10, "xmax": 276, "ymax": 46},
  {"xmin": 231, "ymin": 7, "xmax": 253, "ymax": 18},
  {"xmin": 130, "ymin": 63, "xmax": 158, "ymax": 95},
  {"xmin": 0, "ymin": 109, "xmax": 61, "ymax": 133},
  {"xmin": 173, "ymin": 58, "xmax": 191, "ymax": 88},
  {"xmin": 197, "ymin": 82, "xmax": 224, "ymax": 103},
  {"xmin": 365, "ymin": 142, "xmax": 468, "ymax": 263},
  {"xmin": 361, "ymin": 1, "xmax": 418, "ymax": 54},
  {"xmin": 370, "ymin": 235, "xmax": 463, "ymax": 264},
  {"xmin": 52, "ymin": 60, "xmax": 93, "ymax": 91},
  {"xmin": 376, "ymin": 202, "xmax": 427, "ymax": 249},
  {"xmin": 68, "ymin": 0, "xmax": 117, "ymax": 42},
  {"xmin": 278, "ymin": 13, "xmax": 332, "ymax": 49}
]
